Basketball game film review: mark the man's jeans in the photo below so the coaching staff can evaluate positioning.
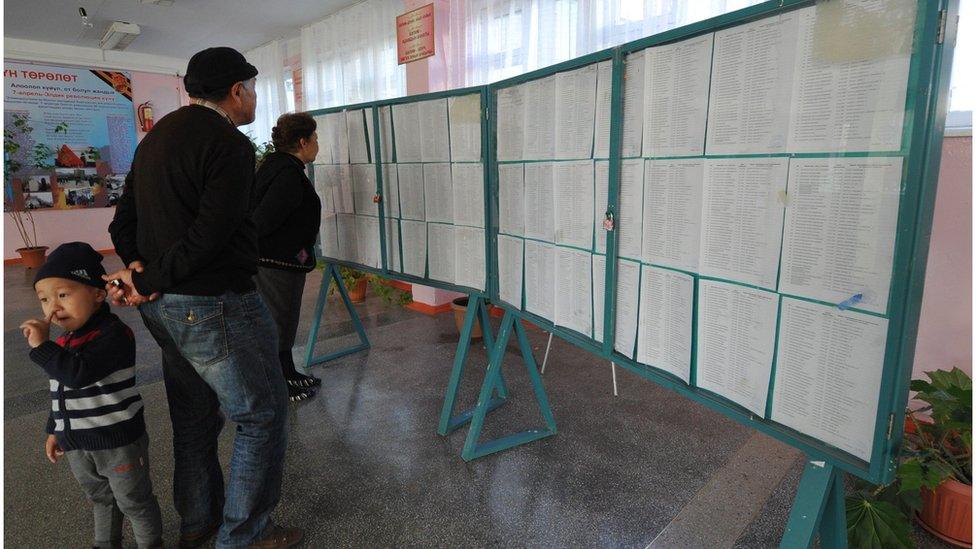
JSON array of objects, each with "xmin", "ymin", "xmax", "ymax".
[{"xmin": 139, "ymin": 290, "xmax": 288, "ymax": 548}]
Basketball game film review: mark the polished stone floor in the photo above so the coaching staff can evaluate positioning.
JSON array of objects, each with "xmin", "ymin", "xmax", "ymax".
[{"xmin": 3, "ymin": 259, "xmax": 949, "ymax": 548}]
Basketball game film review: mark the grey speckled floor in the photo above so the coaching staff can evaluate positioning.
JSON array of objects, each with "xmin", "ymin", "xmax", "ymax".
[{"xmin": 4, "ymin": 260, "xmax": 952, "ymax": 548}]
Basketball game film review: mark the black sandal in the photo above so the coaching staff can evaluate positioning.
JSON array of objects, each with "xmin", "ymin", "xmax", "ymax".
[
  {"xmin": 288, "ymin": 384, "xmax": 316, "ymax": 402},
  {"xmin": 286, "ymin": 373, "xmax": 321, "ymax": 388}
]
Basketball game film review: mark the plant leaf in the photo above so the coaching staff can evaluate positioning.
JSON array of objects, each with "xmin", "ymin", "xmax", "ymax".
[{"xmin": 846, "ymin": 497, "xmax": 914, "ymax": 549}]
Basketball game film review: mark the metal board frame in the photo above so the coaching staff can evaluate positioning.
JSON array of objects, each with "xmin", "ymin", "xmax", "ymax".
[{"xmin": 482, "ymin": 0, "xmax": 957, "ymax": 485}]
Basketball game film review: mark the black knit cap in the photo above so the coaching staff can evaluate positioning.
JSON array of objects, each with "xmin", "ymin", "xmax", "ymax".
[
  {"xmin": 34, "ymin": 242, "xmax": 107, "ymax": 290},
  {"xmin": 184, "ymin": 47, "xmax": 258, "ymax": 98}
]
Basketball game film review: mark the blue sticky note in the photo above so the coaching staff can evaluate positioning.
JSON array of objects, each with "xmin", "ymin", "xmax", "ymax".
[{"xmin": 837, "ymin": 293, "xmax": 863, "ymax": 311}]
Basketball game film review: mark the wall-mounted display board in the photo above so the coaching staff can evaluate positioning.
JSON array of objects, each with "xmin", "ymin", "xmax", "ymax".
[
  {"xmin": 3, "ymin": 61, "xmax": 138, "ymax": 210},
  {"xmin": 488, "ymin": 0, "xmax": 957, "ymax": 488},
  {"xmin": 309, "ymin": 87, "xmax": 490, "ymax": 295}
]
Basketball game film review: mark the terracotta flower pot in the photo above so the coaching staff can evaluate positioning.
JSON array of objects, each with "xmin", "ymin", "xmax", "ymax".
[
  {"xmin": 16, "ymin": 246, "xmax": 48, "ymax": 269},
  {"xmin": 451, "ymin": 297, "xmax": 482, "ymax": 340},
  {"xmin": 348, "ymin": 279, "xmax": 368, "ymax": 303},
  {"xmin": 917, "ymin": 478, "xmax": 972, "ymax": 548}
]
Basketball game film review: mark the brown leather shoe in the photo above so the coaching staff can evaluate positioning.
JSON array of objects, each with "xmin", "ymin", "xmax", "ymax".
[
  {"xmin": 247, "ymin": 524, "xmax": 304, "ymax": 549},
  {"xmin": 179, "ymin": 521, "xmax": 221, "ymax": 549}
]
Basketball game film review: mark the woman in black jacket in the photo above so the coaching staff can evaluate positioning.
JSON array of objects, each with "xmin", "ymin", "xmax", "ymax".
[{"xmin": 252, "ymin": 113, "xmax": 322, "ymax": 401}]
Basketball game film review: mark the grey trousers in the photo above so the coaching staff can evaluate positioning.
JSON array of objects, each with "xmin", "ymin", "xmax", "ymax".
[
  {"xmin": 255, "ymin": 267, "xmax": 308, "ymax": 376},
  {"xmin": 65, "ymin": 433, "xmax": 163, "ymax": 548}
]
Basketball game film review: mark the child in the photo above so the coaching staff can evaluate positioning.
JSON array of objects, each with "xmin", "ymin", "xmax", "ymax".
[{"xmin": 20, "ymin": 242, "xmax": 163, "ymax": 549}]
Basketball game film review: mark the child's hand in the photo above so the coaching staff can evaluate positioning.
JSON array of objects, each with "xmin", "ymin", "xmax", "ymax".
[
  {"xmin": 45, "ymin": 434, "xmax": 63, "ymax": 464},
  {"xmin": 20, "ymin": 312, "xmax": 54, "ymax": 348}
]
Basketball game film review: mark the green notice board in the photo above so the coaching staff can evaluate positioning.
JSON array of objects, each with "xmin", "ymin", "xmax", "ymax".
[
  {"xmin": 309, "ymin": 87, "xmax": 492, "ymax": 296},
  {"xmin": 485, "ymin": 0, "xmax": 956, "ymax": 485}
]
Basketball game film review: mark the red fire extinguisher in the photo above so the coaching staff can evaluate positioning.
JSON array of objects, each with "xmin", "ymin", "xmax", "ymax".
[{"xmin": 137, "ymin": 101, "xmax": 154, "ymax": 132}]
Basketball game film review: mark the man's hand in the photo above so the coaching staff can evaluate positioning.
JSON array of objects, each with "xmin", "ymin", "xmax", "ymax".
[
  {"xmin": 20, "ymin": 311, "xmax": 54, "ymax": 348},
  {"xmin": 45, "ymin": 434, "xmax": 63, "ymax": 464},
  {"xmin": 103, "ymin": 267, "xmax": 159, "ymax": 306}
]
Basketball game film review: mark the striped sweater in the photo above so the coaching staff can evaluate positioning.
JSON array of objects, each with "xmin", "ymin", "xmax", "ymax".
[{"xmin": 29, "ymin": 303, "xmax": 146, "ymax": 451}]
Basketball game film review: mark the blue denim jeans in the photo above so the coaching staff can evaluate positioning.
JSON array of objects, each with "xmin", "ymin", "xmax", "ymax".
[{"xmin": 139, "ymin": 290, "xmax": 288, "ymax": 548}]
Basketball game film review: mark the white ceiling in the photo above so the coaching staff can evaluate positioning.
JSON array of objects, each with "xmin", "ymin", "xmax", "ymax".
[{"xmin": 3, "ymin": 0, "xmax": 362, "ymax": 60}]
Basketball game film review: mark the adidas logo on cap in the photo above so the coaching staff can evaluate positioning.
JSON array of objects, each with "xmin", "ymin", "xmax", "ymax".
[{"xmin": 71, "ymin": 269, "xmax": 90, "ymax": 280}]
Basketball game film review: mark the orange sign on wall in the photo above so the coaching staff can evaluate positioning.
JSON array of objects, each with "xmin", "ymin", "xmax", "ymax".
[{"xmin": 397, "ymin": 3, "xmax": 435, "ymax": 65}]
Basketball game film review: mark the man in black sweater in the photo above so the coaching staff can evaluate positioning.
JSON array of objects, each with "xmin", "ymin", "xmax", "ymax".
[{"xmin": 107, "ymin": 47, "xmax": 300, "ymax": 549}]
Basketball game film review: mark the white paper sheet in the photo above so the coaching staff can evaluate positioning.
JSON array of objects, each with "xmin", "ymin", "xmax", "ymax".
[
  {"xmin": 336, "ymin": 165, "xmax": 355, "ymax": 214},
  {"xmin": 779, "ymin": 157, "xmax": 902, "ymax": 313},
  {"xmin": 523, "ymin": 76, "xmax": 556, "ymax": 160},
  {"xmin": 498, "ymin": 235, "xmax": 524, "ymax": 308},
  {"xmin": 496, "ymin": 86, "xmax": 525, "ymax": 161},
  {"xmin": 594, "ymin": 161, "xmax": 609, "ymax": 253},
  {"xmin": 498, "ymin": 163, "xmax": 525, "ymax": 236},
  {"xmin": 637, "ymin": 266, "xmax": 694, "ymax": 383},
  {"xmin": 700, "ymin": 158, "xmax": 788, "ymax": 289},
  {"xmin": 553, "ymin": 160, "xmax": 594, "ymax": 249},
  {"xmin": 523, "ymin": 162, "xmax": 555, "ymax": 242},
  {"xmin": 452, "ymin": 163, "xmax": 485, "ymax": 228},
  {"xmin": 787, "ymin": 2, "xmax": 914, "ymax": 152},
  {"xmin": 554, "ymin": 64, "xmax": 598, "ymax": 160},
  {"xmin": 320, "ymin": 213, "xmax": 339, "ymax": 259},
  {"xmin": 381, "ymin": 164, "xmax": 400, "ymax": 218},
  {"xmin": 385, "ymin": 219, "xmax": 400, "ymax": 272},
  {"xmin": 397, "ymin": 163, "xmax": 425, "ymax": 221},
  {"xmin": 313, "ymin": 164, "xmax": 337, "ymax": 214},
  {"xmin": 346, "ymin": 109, "xmax": 370, "ymax": 164},
  {"xmin": 771, "ymin": 297, "xmax": 888, "ymax": 462},
  {"xmin": 400, "ymin": 219, "xmax": 427, "ymax": 277},
  {"xmin": 325, "ymin": 112, "xmax": 349, "ymax": 164},
  {"xmin": 423, "ymin": 163, "xmax": 453, "ymax": 223},
  {"xmin": 613, "ymin": 259, "xmax": 641, "ymax": 358},
  {"xmin": 454, "ymin": 225, "xmax": 486, "ymax": 290},
  {"xmin": 336, "ymin": 213, "xmax": 358, "ymax": 263},
  {"xmin": 524, "ymin": 240, "xmax": 556, "ymax": 322},
  {"xmin": 449, "ymin": 94, "xmax": 482, "ymax": 161},
  {"xmin": 617, "ymin": 159, "xmax": 645, "ymax": 259},
  {"xmin": 392, "ymin": 102, "xmax": 422, "ymax": 162},
  {"xmin": 378, "ymin": 106, "xmax": 394, "ymax": 162},
  {"xmin": 356, "ymin": 214, "xmax": 381, "ymax": 268},
  {"xmin": 705, "ymin": 11, "xmax": 799, "ymax": 154},
  {"xmin": 592, "ymin": 254, "xmax": 606, "ymax": 342},
  {"xmin": 427, "ymin": 223, "xmax": 456, "ymax": 284},
  {"xmin": 419, "ymin": 98, "xmax": 451, "ymax": 162},
  {"xmin": 621, "ymin": 51, "xmax": 645, "ymax": 157},
  {"xmin": 642, "ymin": 159, "xmax": 704, "ymax": 272},
  {"xmin": 642, "ymin": 34, "xmax": 713, "ymax": 157},
  {"xmin": 696, "ymin": 280, "xmax": 779, "ymax": 416},
  {"xmin": 555, "ymin": 247, "xmax": 593, "ymax": 335},
  {"xmin": 351, "ymin": 164, "xmax": 376, "ymax": 216},
  {"xmin": 594, "ymin": 61, "xmax": 613, "ymax": 159}
]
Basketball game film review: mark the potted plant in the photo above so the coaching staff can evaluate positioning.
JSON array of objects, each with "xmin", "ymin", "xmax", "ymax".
[
  {"xmin": 6, "ymin": 207, "xmax": 47, "ymax": 268},
  {"xmin": 902, "ymin": 367, "xmax": 972, "ymax": 547},
  {"xmin": 337, "ymin": 266, "xmax": 370, "ymax": 303},
  {"xmin": 846, "ymin": 367, "xmax": 972, "ymax": 548},
  {"xmin": 451, "ymin": 296, "xmax": 483, "ymax": 340}
]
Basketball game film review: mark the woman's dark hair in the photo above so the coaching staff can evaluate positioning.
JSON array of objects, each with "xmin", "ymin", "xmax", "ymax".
[{"xmin": 271, "ymin": 113, "xmax": 317, "ymax": 153}]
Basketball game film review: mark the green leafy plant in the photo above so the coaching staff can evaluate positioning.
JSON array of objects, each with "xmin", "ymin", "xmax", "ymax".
[
  {"xmin": 320, "ymin": 264, "xmax": 411, "ymax": 305},
  {"xmin": 845, "ymin": 367, "xmax": 972, "ymax": 548},
  {"xmin": 3, "ymin": 113, "xmax": 67, "ymax": 248},
  {"xmin": 246, "ymin": 133, "xmax": 275, "ymax": 171},
  {"xmin": 901, "ymin": 368, "xmax": 972, "ymax": 490}
]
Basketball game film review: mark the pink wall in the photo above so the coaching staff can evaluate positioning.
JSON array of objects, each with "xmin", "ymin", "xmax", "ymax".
[
  {"xmin": 912, "ymin": 135, "xmax": 972, "ymax": 379},
  {"xmin": 4, "ymin": 69, "xmax": 187, "ymax": 259}
]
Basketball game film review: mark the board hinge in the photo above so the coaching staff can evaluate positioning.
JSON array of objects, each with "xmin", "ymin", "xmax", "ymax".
[
  {"xmin": 937, "ymin": 9, "xmax": 947, "ymax": 44},
  {"xmin": 886, "ymin": 413, "xmax": 895, "ymax": 439}
]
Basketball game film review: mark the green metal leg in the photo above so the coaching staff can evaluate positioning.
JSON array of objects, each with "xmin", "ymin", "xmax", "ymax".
[
  {"xmin": 304, "ymin": 263, "xmax": 370, "ymax": 369},
  {"xmin": 437, "ymin": 295, "xmax": 508, "ymax": 435},
  {"xmin": 460, "ymin": 310, "xmax": 557, "ymax": 461},
  {"xmin": 780, "ymin": 460, "xmax": 848, "ymax": 549}
]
